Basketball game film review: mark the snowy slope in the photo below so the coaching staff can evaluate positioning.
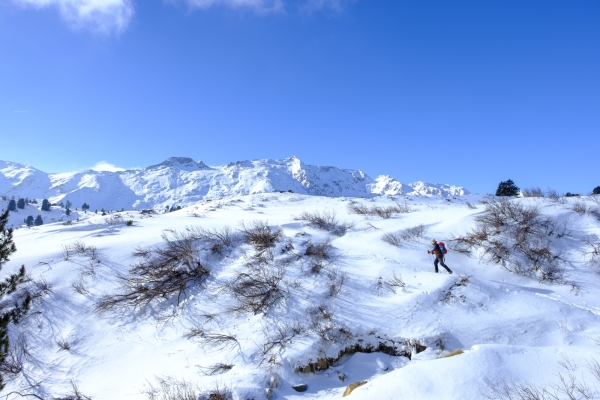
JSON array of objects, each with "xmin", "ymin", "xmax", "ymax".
[
  {"xmin": 0, "ymin": 157, "xmax": 469, "ymax": 213},
  {"xmin": 2, "ymin": 193, "xmax": 600, "ymax": 399}
]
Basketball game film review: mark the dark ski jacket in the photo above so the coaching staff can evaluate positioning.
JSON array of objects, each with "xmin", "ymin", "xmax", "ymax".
[{"xmin": 431, "ymin": 243, "xmax": 443, "ymax": 258}]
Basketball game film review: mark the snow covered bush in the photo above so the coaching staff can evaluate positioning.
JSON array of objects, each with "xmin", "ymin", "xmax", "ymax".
[
  {"xmin": 381, "ymin": 224, "xmax": 427, "ymax": 248},
  {"xmin": 347, "ymin": 202, "xmax": 412, "ymax": 218},
  {"xmin": 239, "ymin": 220, "xmax": 281, "ymax": 252},
  {"xmin": 449, "ymin": 199, "xmax": 564, "ymax": 282},
  {"xmin": 293, "ymin": 210, "xmax": 353, "ymax": 235},
  {"xmin": 97, "ymin": 229, "xmax": 211, "ymax": 312},
  {"xmin": 521, "ymin": 187, "xmax": 545, "ymax": 198},
  {"xmin": 228, "ymin": 264, "xmax": 285, "ymax": 315}
]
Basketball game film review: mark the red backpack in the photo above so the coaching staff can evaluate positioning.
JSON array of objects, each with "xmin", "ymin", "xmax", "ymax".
[{"xmin": 438, "ymin": 241, "xmax": 448, "ymax": 255}]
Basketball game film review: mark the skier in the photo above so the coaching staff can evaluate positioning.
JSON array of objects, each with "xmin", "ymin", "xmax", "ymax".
[{"xmin": 427, "ymin": 239, "xmax": 453, "ymax": 274}]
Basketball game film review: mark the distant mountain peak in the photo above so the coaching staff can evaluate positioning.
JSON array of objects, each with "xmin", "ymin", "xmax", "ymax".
[{"xmin": 146, "ymin": 157, "xmax": 208, "ymax": 170}]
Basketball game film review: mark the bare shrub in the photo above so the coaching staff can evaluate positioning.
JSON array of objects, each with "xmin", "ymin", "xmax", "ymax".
[
  {"xmin": 239, "ymin": 220, "xmax": 281, "ymax": 252},
  {"xmin": 591, "ymin": 208, "xmax": 600, "ymax": 221},
  {"xmin": 400, "ymin": 224, "xmax": 427, "ymax": 242},
  {"xmin": 143, "ymin": 377, "xmax": 197, "ymax": 400},
  {"xmin": 326, "ymin": 266, "xmax": 348, "ymax": 297},
  {"xmin": 571, "ymin": 203, "xmax": 588, "ymax": 214},
  {"xmin": 377, "ymin": 272, "xmax": 405, "ymax": 295},
  {"xmin": 465, "ymin": 201, "xmax": 477, "ymax": 210},
  {"xmin": 582, "ymin": 235, "xmax": 600, "ymax": 272},
  {"xmin": 185, "ymin": 329, "xmax": 238, "ymax": 350},
  {"xmin": 54, "ymin": 379, "xmax": 93, "ymax": 400},
  {"xmin": 308, "ymin": 305, "xmax": 352, "ymax": 344},
  {"xmin": 198, "ymin": 385, "xmax": 232, "ymax": 400},
  {"xmin": 56, "ymin": 338, "xmax": 71, "ymax": 351},
  {"xmin": 72, "ymin": 279, "xmax": 90, "ymax": 295},
  {"xmin": 347, "ymin": 203, "xmax": 370, "ymax": 215},
  {"xmin": 262, "ymin": 321, "xmax": 301, "ymax": 355},
  {"xmin": 347, "ymin": 202, "xmax": 413, "ymax": 219},
  {"xmin": 381, "ymin": 232, "xmax": 403, "ymax": 247},
  {"xmin": 483, "ymin": 356, "xmax": 600, "ymax": 400},
  {"xmin": 105, "ymin": 214, "xmax": 123, "ymax": 225},
  {"xmin": 305, "ymin": 239, "xmax": 331, "ymax": 259},
  {"xmin": 588, "ymin": 195, "xmax": 600, "ymax": 205},
  {"xmin": 547, "ymin": 188, "xmax": 561, "ymax": 200},
  {"xmin": 450, "ymin": 200, "xmax": 564, "ymax": 282},
  {"xmin": 522, "ymin": 187, "xmax": 545, "ymax": 198},
  {"xmin": 229, "ymin": 266, "xmax": 285, "ymax": 315},
  {"xmin": 294, "ymin": 210, "xmax": 353, "ymax": 236},
  {"xmin": 97, "ymin": 230, "xmax": 210, "ymax": 312},
  {"xmin": 198, "ymin": 363, "xmax": 234, "ymax": 376},
  {"xmin": 381, "ymin": 224, "xmax": 427, "ymax": 248},
  {"xmin": 62, "ymin": 241, "xmax": 98, "ymax": 261}
]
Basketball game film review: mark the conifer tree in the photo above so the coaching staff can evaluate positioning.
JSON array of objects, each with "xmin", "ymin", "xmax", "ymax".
[
  {"xmin": 82, "ymin": 203, "xmax": 89, "ymax": 211},
  {"xmin": 496, "ymin": 179, "xmax": 520, "ymax": 197},
  {"xmin": 0, "ymin": 210, "xmax": 31, "ymax": 390},
  {"xmin": 24, "ymin": 216, "xmax": 34, "ymax": 227},
  {"xmin": 7, "ymin": 200, "xmax": 16, "ymax": 212},
  {"xmin": 16, "ymin": 199, "xmax": 25, "ymax": 210},
  {"xmin": 65, "ymin": 207, "xmax": 71, "ymax": 217},
  {"xmin": 41, "ymin": 199, "xmax": 51, "ymax": 212},
  {"xmin": 34, "ymin": 215, "xmax": 43, "ymax": 226},
  {"xmin": 593, "ymin": 186, "xmax": 600, "ymax": 195}
]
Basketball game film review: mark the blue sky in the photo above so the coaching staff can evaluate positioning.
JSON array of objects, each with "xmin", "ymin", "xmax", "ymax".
[{"xmin": 1, "ymin": 0, "xmax": 599, "ymax": 194}]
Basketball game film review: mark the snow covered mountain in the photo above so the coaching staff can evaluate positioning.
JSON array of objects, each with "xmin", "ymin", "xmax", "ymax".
[{"xmin": 0, "ymin": 157, "xmax": 469, "ymax": 210}]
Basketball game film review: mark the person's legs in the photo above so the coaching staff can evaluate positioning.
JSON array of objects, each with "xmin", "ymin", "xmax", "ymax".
[
  {"xmin": 438, "ymin": 257, "xmax": 452, "ymax": 274},
  {"xmin": 434, "ymin": 257, "xmax": 439, "ymax": 273}
]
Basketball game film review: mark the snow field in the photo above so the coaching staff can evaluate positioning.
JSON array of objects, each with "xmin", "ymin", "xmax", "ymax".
[{"xmin": 2, "ymin": 192, "xmax": 600, "ymax": 399}]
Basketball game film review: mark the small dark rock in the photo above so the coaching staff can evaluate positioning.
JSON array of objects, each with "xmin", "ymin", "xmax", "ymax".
[{"xmin": 292, "ymin": 384, "xmax": 307, "ymax": 392}]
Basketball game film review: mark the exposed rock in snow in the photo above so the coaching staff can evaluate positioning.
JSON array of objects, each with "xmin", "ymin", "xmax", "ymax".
[{"xmin": 0, "ymin": 157, "xmax": 469, "ymax": 210}]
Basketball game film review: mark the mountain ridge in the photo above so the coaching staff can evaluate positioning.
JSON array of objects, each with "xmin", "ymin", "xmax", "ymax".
[{"xmin": 0, "ymin": 157, "xmax": 469, "ymax": 210}]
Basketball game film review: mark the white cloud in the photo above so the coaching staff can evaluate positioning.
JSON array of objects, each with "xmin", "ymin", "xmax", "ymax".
[
  {"xmin": 179, "ymin": 0, "xmax": 284, "ymax": 13},
  {"xmin": 13, "ymin": 0, "xmax": 351, "ymax": 34},
  {"xmin": 89, "ymin": 161, "xmax": 126, "ymax": 172},
  {"xmin": 14, "ymin": 0, "xmax": 134, "ymax": 34}
]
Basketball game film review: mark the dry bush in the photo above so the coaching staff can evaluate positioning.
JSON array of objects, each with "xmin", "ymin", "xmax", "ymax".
[
  {"xmin": 62, "ymin": 241, "xmax": 98, "ymax": 261},
  {"xmin": 465, "ymin": 201, "xmax": 477, "ymax": 210},
  {"xmin": 591, "ymin": 208, "xmax": 600, "ymax": 221},
  {"xmin": 54, "ymin": 380, "xmax": 93, "ymax": 400},
  {"xmin": 547, "ymin": 188, "xmax": 561, "ymax": 200},
  {"xmin": 308, "ymin": 305, "xmax": 352, "ymax": 344},
  {"xmin": 588, "ymin": 195, "xmax": 600, "ymax": 205},
  {"xmin": 56, "ymin": 338, "xmax": 71, "ymax": 351},
  {"xmin": 261, "ymin": 321, "xmax": 303, "ymax": 355},
  {"xmin": 143, "ymin": 377, "xmax": 198, "ymax": 400},
  {"xmin": 347, "ymin": 202, "xmax": 412, "ymax": 219},
  {"xmin": 582, "ymin": 235, "xmax": 600, "ymax": 272},
  {"xmin": 305, "ymin": 239, "xmax": 331, "ymax": 259},
  {"xmin": 294, "ymin": 210, "xmax": 353, "ymax": 236},
  {"xmin": 239, "ymin": 220, "xmax": 281, "ymax": 252},
  {"xmin": 571, "ymin": 203, "xmax": 588, "ymax": 214},
  {"xmin": 229, "ymin": 266, "xmax": 285, "ymax": 315},
  {"xmin": 377, "ymin": 272, "xmax": 405, "ymax": 295},
  {"xmin": 105, "ymin": 214, "xmax": 123, "ymax": 225},
  {"xmin": 72, "ymin": 278, "xmax": 90, "ymax": 295},
  {"xmin": 185, "ymin": 328, "xmax": 238, "ymax": 350},
  {"xmin": 522, "ymin": 187, "xmax": 545, "ymax": 198},
  {"xmin": 381, "ymin": 224, "xmax": 427, "ymax": 248},
  {"xmin": 483, "ymin": 356, "xmax": 600, "ymax": 400},
  {"xmin": 198, "ymin": 385, "xmax": 232, "ymax": 400},
  {"xmin": 97, "ymin": 230, "xmax": 210, "ymax": 312},
  {"xmin": 381, "ymin": 232, "xmax": 403, "ymax": 247},
  {"xmin": 305, "ymin": 239, "xmax": 333, "ymax": 274},
  {"xmin": 198, "ymin": 363, "xmax": 234, "ymax": 376},
  {"xmin": 347, "ymin": 203, "xmax": 370, "ymax": 215},
  {"xmin": 326, "ymin": 266, "xmax": 348, "ymax": 297},
  {"xmin": 450, "ymin": 200, "xmax": 564, "ymax": 282},
  {"xmin": 400, "ymin": 224, "xmax": 427, "ymax": 242}
]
